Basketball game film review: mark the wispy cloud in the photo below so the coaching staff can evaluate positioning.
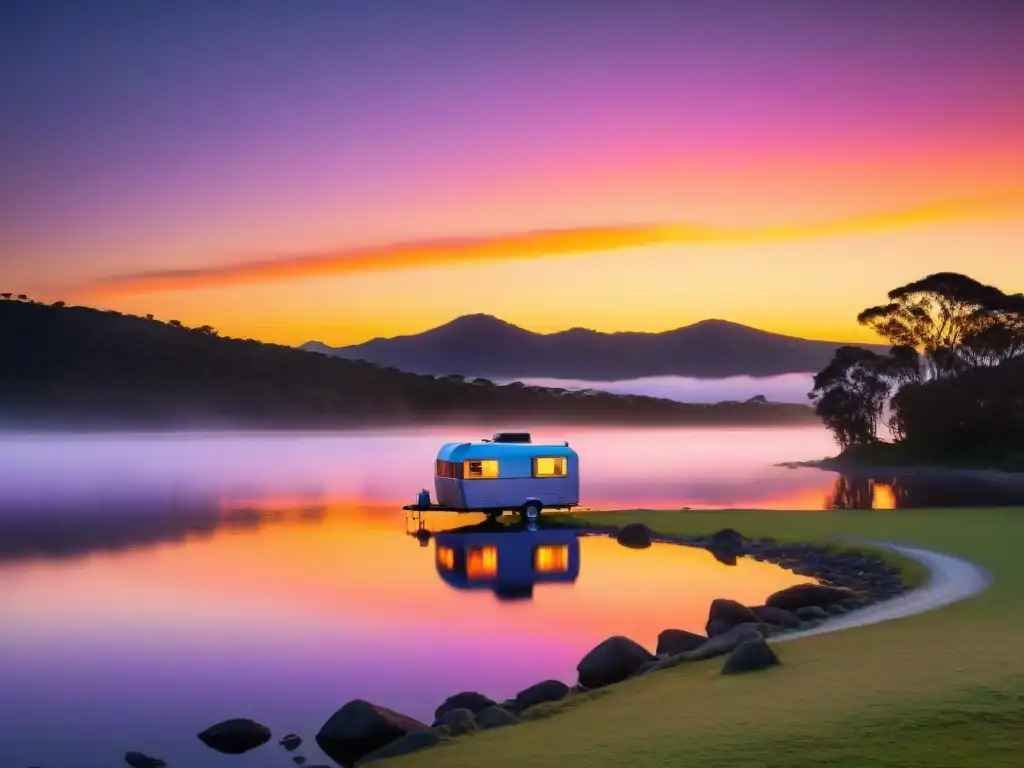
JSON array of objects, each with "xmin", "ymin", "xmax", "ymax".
[{"xmin": 82, "ymin": 191, "xmax": 1023, "ymax": 295}]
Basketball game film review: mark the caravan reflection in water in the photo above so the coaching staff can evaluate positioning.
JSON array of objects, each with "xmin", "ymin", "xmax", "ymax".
[{"xmin": 433, "ymin": 524, "xmax": 580, "ymax": 600}]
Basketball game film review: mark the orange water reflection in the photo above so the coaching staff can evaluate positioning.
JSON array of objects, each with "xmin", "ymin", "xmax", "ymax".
[
  {"xmin": 466, "ymin": 546, "xmax": 499, "ymax": 579},
  {"xmin": 535, "ymin": 544, "xmax": 571, "ymax": 574},
  {"xmin": 7, "ymin": 499, "xmax": 813, "ymax": 646}
]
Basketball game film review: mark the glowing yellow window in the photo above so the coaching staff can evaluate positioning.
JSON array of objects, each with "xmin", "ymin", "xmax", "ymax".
[
  {"xmin": 532, "ymin": 457, "xmax": 567, "ymax": 478},
  {"xmin": 436, "ymin": 546, "xmax": 455, "ymax": 571},
  {"xmin": 466, "ymin": 546, "xmax": 498, "ymax": 579},
  {"xmin": 463, "ymin": 459, "xmax": 499, "ymax": 479},
  {"xmin": 534, "ymin": 544, "xmax": 570, "ymax": 573}
]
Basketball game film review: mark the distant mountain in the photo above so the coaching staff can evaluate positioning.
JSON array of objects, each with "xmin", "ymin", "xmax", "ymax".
[
  {"xmin": 0, "ymin": 301, "xmax": 817, "ymax": 429},
  {"xmin": 302, "ymin": 315, "xmax": 890, "ymax": 379}
]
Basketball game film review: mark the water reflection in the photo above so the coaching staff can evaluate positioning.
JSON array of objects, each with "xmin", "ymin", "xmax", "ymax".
[
  {"xmin": 431, "ymin": 522, "xmax": 581, "ymax": 600},
  {"xmin": 0, "ymin": 493, "xmax": 329, "ymax": 563},
  {"xmin": 825, "ymin": 472, "xmax": 1024, "ymax": 509}
]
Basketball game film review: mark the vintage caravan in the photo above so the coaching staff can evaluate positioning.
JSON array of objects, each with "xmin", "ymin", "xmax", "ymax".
[
  {"xmin": 433, "ymin": 526, "xmax": 581, "ymax": 599},
  {"xmin": 429, "ymin": 432, "xmax": 579, "ymax": 521}
]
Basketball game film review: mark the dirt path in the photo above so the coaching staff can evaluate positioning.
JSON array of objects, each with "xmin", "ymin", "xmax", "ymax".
[{"xmin": 775, "ymin": 540, "xmax": 992, "ymax": 642}]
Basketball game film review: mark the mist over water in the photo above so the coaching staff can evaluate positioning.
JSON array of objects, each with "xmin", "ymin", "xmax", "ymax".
[
  {"xmin": 502, "ymin": 373, "xmax": 817, "ymax": 404},
  {"xmin": 3, "ymin": 426, "xmax": 1024, "ymax": 768}
]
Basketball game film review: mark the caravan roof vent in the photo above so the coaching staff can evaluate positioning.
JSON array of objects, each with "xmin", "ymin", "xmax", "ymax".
[{"xmin": 490, "ymin": 432, "xmax": 532, "ymax": 443}]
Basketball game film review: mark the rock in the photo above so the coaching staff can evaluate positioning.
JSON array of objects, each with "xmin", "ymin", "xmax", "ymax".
[
  {"xmin": 828, "ymin": 603, "xmax": 848, "ymax": 615},
  {"xmin": 476, "ymin": 705, "xmax": 518, "ymax": 729},
  {"xmin": 433, "ymin": 691, "xmax": 496, "ymax": 723},
  {"xmin": 197, "ymin": 718, "xmax": 272, "ymax": 754},
  {"xmin": 499, "ymin": 697, "xmax": 521, "ymax": 714},
  {"xmin": 840, "ymin": 598, "xmax": 863, "ymax": 611},
  {"xmin": 316, "ymin": 699, "xmax": 428, "ymax": 768},
  {"xmin": 125, "ymin": 752, "xmax": 166, "ymax": 768},
  {"xmin": 293, "ymin": 757, "xmax": 307, "ymax": 765},
  {"xmin": 795, "ymin": 605, "xmax": 829, "ymax": 620},
  {"xmin": 722, "ymin": 636, "xmax": 780, "ymax": 675},
  {"xmin": 656, "ymin": 628, "xmax": 707, "ymax": 656},
  {"xmin": 643, "ymin": 650, "xmax": 694, "ymax": 674},
  {"xmin": 705, "ymin": 599, "xmax": 760, "ymax": 636},
  {"xmin": 708, "ymin": 547, "xmax": 738, "ymax": 566},
  {"xmin": 435, "ymin": 708, "xmax": 477, "ymax": 736},
  {"xmin": 765, "ymin": 583, "xmax": 856, "ymax": 612},
  {"xmin": 514, "ymin": 679, "xmax": 570, "ymax": 712},
  {"xmin": 431, "ymin": 725, "xmax": 451, "ymax": 738},
  {"xmin": 356, "ymin": 729, "xmax": 441, "ymax": 765},
  {"xmin": 576, "ymin": 635, "xmax": 657, "ymax": 688},
  {"xmin": 616, "ymin": 522, "xmax": 653, "ymax": 549},
  {"xmin": 749, "ymin": 605, "xmax": 801, "ymax": 628},
  {"xmin": 709, "ymin": 528, "xmax": 745, "ymax": 551},
  {"xmin": 685, "ymin": 623, "xmax": 766, "ymax": 661},
  {"xmin": 280, "ymin": 733, "xmax": 303, "ymax": 751}
]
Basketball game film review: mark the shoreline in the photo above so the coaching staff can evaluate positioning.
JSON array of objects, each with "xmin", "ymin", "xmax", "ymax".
[
  {"xmin": 780, "ymin": 457, "xmax": 1024, "ymax": 480},
  {"xmin": 0, "ymin": 417, "xmax": 820, "ymax": 436},
  {"xmin": 113, "ymin": 518, "xmax": 957, "ymax": 768}
]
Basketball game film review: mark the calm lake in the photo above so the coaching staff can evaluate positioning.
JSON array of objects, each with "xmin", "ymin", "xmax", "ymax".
[{"xmin": 1, "ymin": 424, "xmax": 1022, "ymax": 768}]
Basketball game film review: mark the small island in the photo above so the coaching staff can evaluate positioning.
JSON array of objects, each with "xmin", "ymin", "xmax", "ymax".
[
  {"xmin": 0, "ymin": 298, "xmax": 816, "ymax": 430},
  {"xmin": 803, "ymin": 272, "xmax": 1024, "ymax": 473}
]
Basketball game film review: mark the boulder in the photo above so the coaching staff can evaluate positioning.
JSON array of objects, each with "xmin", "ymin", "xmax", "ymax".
[
  {"xmin": 435, "ymin": 708, "xmax": 477, "ymax": 736},
  {"xmin": 708, "ymin": 548, "xmax": 738, "ymax": 566},
  {"xmin": 656, "ymin": 628, "xmax": 707, "ymax": 656},
  {"xmin": 293, "ymin": 758, "xmax": 307, "ymax": 765},
  {"xmin": 616, "ymin": 523, "xmax": 653, "ymax": 549},
  {"xmin": 514, "ymin": 679, "xmax": 570, "ymax": 712},
  {"xmin": 705, "ymin": 599, "xmax": 760, "ymax": 637},
  {"xmin": 765, "ymin": 583, "xmax": 856, "ymax": 612},
  {"xmin": 316, "ymin": 699, "xmax": 428, "ymax": 767},
  {"xmin": 722, "ymin": 636, "xmax": 780, "ymax": 675},
  {"xmin": 828, "ymin": 603, "xmax": 849, "ymax": 615},
  {"xmin": 709, "ymin": 528, "xmax": 746, "ymax": 552},
  {"xmin": 280, "ymin": 733, "xmax": 303, "ymax": 751},
  {"xmin": 433, "ymin": 691, "xmax": 496, "ymax": 723},
  {"xmin": 748, "ymin": 605, "xmax": 801, "ymax": 628},
  {"xmin": 576, "ymin": 635, "xmax": 657, "ymax": 689},
  {"xmin": 476, "ymin": 705, "xmax": 518, "ymax": 729},
  {"xmin": 355, "ymin": 729, "xmax": 442, "ymax": 765},
  {"xmin": 685, "ymin": 623, "xmax": 766, "ymax": 662},
  {"xmin": 125, "ymin": 752, "xmax": 166, "ymax": 768},
  {"xmin": 197, "ymin": 718, "xmax": 272, "ymax": 754},
  {"xmin": 795, "ymin": 605, "xmax": 829, "ymax": 621}
]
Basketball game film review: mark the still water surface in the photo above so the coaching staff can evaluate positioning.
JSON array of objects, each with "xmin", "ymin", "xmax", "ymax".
[{"xmin": 0, "ymin": 425, "xmax": 1020, "ymax": 767}]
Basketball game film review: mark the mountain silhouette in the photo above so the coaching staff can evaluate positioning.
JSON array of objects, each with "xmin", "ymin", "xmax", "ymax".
[
  {"xmin": 0, "ymin": 301, "xmax": 817, "ymax": 428},
  {"xmin": 303, "ymin": 314, "xmax": 890, "ymax": 379}
]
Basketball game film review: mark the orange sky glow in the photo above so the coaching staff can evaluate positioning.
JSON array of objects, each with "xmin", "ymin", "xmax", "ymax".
[{"xmin": 6, "ymin": 2, "xmax": 1024, "ymax": 348}]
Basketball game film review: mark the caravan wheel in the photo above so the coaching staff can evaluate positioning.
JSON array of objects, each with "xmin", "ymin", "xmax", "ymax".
[{"xmin": 521, "ymin": 501, "xmax": 542, "ymax": 523}]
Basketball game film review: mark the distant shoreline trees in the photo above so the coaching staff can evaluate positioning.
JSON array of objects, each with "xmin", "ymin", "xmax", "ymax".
[{"xmin": 810, "ymin": 273, "xmax": 1024, "ymax": 466}]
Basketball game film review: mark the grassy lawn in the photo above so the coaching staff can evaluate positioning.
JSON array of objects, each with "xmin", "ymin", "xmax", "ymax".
[{"xmin": 395, "ymin": 508, "xmax": 1024, "ymax": 768}]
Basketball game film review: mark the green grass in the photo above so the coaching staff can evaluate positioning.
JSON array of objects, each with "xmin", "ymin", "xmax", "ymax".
[{"xmin": 393, "ymin": 508, "xmax": 1024, "ymax": 768}]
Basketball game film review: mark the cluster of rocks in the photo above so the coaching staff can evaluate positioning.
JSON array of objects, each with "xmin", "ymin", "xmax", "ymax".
[
  {"xmin": 119, "ymin": 526, "xmax": 911, "ymax": 768},
  {"xmin": 612, "ymin": 523, "xmax": 908, "ymax": 604}
]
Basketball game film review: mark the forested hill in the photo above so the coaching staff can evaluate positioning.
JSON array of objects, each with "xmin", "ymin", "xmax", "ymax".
[{"xmin": 0, "ymin": 300, "xmax": 817, "ymax": 429}]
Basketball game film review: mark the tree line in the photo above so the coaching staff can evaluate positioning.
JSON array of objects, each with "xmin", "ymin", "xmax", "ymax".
[{"xmin": 810, "ymin": 272, "xmax": 1024, "ymax": 467}]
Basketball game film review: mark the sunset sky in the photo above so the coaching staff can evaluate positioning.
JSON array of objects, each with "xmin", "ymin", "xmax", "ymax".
[{"xmin": 3, "ymin": 0, "xmax": 1023, "ymax": 346}]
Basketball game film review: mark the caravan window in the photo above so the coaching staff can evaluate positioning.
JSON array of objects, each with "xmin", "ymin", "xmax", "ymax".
[
  {"xmin": 435, "ymin": 546, "xmax": 455, "ymax": 571},
  {"xmin": 436, "ymin": 460, "xmax": 463, "ymax": 479},
  {"xmin": 533, "ymin": 544, "xmax": 570, "ymax": 573},
  {"xmin": 463, "ymin": 459, "xmax": 499, "ymax": 479},
  {"xmin": 466, "ymin": 546, "xmax": 498, "ymax": 578},
  {"xmin": 532, "ymin": 456, "xmax": 567, "ymax": 478}
]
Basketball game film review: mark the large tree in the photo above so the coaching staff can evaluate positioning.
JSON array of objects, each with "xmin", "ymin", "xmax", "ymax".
[
  {"xmin": 856, "ymin": 272, "xmax": 1007, "ymax": 376},
  {"xmin": 809, "ymin": 346, "xmax": 894, "ymax": 448},
  {"xmin": 961, "ymin": 292, "xmax": 1024, "ymax": 366}
]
